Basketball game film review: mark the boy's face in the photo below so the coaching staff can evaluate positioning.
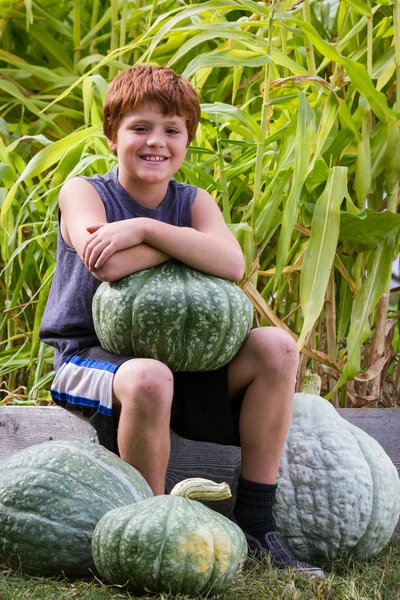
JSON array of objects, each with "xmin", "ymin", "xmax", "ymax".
[{"xmin": 108, "ymin": 101, "xmax": 189, "ymax": 186}]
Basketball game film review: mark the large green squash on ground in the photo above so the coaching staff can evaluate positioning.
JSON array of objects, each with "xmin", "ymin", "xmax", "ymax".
[
  {"xmin": 92, "ymin": 259, "xmax": 253, "ymax": 371},
  {"xmin": 92, "ymin": 484, "xmax": 247, "ymax": 596},
  {"xmin": 0, "ymin": 440, "xmax": 152, "ymax": 576},
  {"xmin": 274, "ymin": 394, "xmax": 400, "ymax": 561}
]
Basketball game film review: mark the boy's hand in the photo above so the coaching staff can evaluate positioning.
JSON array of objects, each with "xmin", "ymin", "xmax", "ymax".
[{"xmin": 83, "ymin": 219, "xmax": 146, "ymax": 271}]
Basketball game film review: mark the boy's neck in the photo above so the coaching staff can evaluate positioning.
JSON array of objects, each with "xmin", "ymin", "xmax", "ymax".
[{"xmin": 117, "ymin": 168, "xmax": 170, "ymax": 209}]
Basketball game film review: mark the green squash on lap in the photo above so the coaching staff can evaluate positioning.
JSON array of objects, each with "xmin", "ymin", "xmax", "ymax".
[{"xmin": 92, "ymin": 259, "xmax": 253, "ymax": 371}]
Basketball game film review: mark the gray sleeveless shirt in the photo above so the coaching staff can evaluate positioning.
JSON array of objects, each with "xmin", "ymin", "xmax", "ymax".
[{"xmin": 39, "ymin": 169, "xmax": 197, "ymax": 371}]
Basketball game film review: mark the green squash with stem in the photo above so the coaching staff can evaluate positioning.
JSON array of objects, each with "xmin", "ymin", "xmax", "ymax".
[{"xmin": 92, "ymin": 478, "xmax": 247, "ymax": 596}]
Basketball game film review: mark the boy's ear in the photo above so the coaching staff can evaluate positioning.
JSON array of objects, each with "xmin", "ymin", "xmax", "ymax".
[{"xmin": 107, "ymin": 138, "xmax": 118, "ymax": 155}]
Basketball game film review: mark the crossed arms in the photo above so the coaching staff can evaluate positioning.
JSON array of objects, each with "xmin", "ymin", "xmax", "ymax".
[{"xmin": 59, "ymin": 178, "xmax": 245, "ymax": 283}]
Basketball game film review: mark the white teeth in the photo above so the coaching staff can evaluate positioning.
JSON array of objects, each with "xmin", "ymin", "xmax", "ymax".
[{"xmin": 142, "ymin": 156, "xmax": 166, "ymax": 162}]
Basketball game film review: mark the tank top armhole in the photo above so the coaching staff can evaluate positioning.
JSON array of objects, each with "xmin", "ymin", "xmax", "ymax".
[
  {"xmin": 57, "ymin": 208, "xmax": 77, "ymax": 253},
  {"xmin": 180, "ymin": 182, "xmax": 197, "ymax": 228}
]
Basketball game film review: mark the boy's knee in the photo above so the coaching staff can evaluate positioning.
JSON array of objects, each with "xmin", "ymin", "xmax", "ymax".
[
  {"xmin": 113, "ymin": 359, "xmax": 173, "ymax": 409},
  {"xmin": 248, "ymin": 327, "xmax": 299, "ymax": 373}
]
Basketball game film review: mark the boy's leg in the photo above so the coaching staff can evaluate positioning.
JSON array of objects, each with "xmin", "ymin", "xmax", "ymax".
[
  {"xmin": 227, "ymin": 327, "xmax": 324, "ymax": 575},
  {"xmin": 112, "ymin": 358, "xmax": 173, "ymax": 496},
  {"xmin": 228, "ymin": 327, "xmax": 297, "ymax": 484}
]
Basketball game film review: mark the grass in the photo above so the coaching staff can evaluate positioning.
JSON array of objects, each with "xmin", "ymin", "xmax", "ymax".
[{"xmin": 1, "ymin": 543, "xmax": 399, "ymax": 600}]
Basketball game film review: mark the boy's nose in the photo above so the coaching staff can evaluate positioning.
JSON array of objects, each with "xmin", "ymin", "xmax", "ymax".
[{"xmin": 146, "ymin": 132, "xmax": 166, "ymax": 147}]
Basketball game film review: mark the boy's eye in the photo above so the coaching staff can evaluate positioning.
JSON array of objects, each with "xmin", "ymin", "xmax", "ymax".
[
  {"xmin": 166, "ymin": 129, "xmax": 179, "ymax": 135},
  {"xmin": 132, "ymin": 126, "xmax": 147, "ymax": 132}
]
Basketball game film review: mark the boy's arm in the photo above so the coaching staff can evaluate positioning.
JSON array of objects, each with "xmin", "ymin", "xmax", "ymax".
[
  {"xmin": 59, "ymin": 178, "xmax": 169, "ymax": 281},
  {"xmin": 143, "ymin": 189, "xmax": 244, "ymax": 280},
  {"xmin": 85, "ymin": 189, "xmax": 245, "ymax": 282}
]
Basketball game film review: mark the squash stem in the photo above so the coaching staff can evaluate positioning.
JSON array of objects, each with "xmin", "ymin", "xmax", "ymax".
[
  {"xmin": 301, "ymin": 371, "xmax": 321, "ymax": 395},
  {"xmin": 170, "ymin": 478, "xmax": 232, "ymax": 501}
]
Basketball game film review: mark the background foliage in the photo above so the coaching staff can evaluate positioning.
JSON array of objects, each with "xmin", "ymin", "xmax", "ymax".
[{"xmin": 1, "ymin": 0, "xmax": 399, "ymax": 407}]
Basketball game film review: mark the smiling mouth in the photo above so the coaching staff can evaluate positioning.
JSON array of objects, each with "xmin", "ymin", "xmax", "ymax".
[{"xmin": 140, "ymin": 155, "xmax": 169, "ymax": 162}]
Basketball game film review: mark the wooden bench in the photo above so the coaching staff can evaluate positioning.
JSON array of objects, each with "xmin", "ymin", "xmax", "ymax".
[{"xmin": 1, "ymin": 405, "xmax": 399, "ymax": 542}]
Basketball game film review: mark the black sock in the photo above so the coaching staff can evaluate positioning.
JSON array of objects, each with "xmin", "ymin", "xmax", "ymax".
[{"xmin": 233, "ymin": 475, "xmax": 277, "ymax": 544}]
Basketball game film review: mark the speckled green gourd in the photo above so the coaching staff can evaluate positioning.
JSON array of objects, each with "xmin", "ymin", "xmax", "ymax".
[
  {"xmin": 92, "ymin": 259, "xmax": 253, "ymax": 371},
  {"xmin": 0, "ymin": 440, "xmax": 152, "ymax": 576},
  {"xmin": 274, "ymin": 394, "xmax": 400, "ymax": 560},
  {"xmin": 92, "ymin": 494, "xmax": 247, "ymax": 596}
]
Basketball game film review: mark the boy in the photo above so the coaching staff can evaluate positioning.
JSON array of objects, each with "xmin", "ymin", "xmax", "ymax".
[{"xmin": 40, "ymin": 65, "xmax": 323, "ymax": 576}]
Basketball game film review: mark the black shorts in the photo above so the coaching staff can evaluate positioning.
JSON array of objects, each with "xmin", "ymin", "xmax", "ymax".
[{"xmin": 50, "ymin": 346, "xmax": 243, "ymax": 453}]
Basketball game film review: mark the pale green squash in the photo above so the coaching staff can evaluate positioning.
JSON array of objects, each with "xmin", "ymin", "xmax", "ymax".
[{"xmin": 274, "ymin": 394, "xmax": 400, "ymax": 560}]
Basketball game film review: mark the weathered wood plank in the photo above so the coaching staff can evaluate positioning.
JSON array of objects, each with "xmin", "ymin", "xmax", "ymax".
[
  {"xmin": 0, "ymin": 406, "xmax": 399, "ymax": 542},
  {"xmin": 337, "ymin": 408, "xmax": 400, "ymax": 473},
  {"xmin": 0, "ymin": 406, "xmax": 97, "ymax": 455}
]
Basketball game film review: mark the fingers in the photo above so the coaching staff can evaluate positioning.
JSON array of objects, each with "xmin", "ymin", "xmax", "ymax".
[
  {"xmin": 83, "ymin": 225, "xmax": 113, "ymax": 270},
  {"xmin": 85, "ymin": 239, "xmax": 108, "ymax": 271},
  {"xmin": 84, "ymin": 234, "xmax": 115, "ymax": 271},
  {"xmin": 93, "ymin": 244, "xmax": 115, "ymax": 270},
  {"xmin": 86, "ymin": 223, "xmax": 106, "ymax": 233}
]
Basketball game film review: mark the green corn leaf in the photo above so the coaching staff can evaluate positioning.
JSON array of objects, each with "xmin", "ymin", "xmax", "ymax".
[
  {"xmin": 167, "ymin": 25, "xmax": 306, "ymax": 75},
  {"xmin": 183, "ymin": 49, "xmax": 271, "ymax": 79},
  {"xmin": 342, "ymin": 0, "xmax": 372, "ymax": 17},
  {"xmin": 386, "ymin": 121, "xmax": 400, "ymax": 196},
  {"xmin": 337, "ymin": 99, "xmax": 363, "ymax": 141},
  {"xmin": 1, "ymin": 80, "xmax": 52, "ymax": 121},
  {"xmin": 371, "ymin": 122, "xmax": 388, "ymax": 179},
  {"xmin": 236, "ymin": 0, "xmax": 271, "ymax": 17},
  {"xmin": 7, "ymin": 135, "xmax": 52, "ymax": 153},
  {"xmin": 309, "ymin": 93, "xmax": 340, "ymax": 172},
  {"xmin": 286, "ymin": 18, "xmax": 400, "ymax": 122},
  {"xmin": 354, "ymin": 107, "xmax": 372, "ymax": 205},
  {"xmin": 28, "ymin": 23, "xmax": 73, "ymax": 70},
  {"xmin": 0, "ymin": 164, "xmax": 16, "ymax": 188},
  {"xmin": 305, "ymin": 159, "xmax": 330, "ymax": 193},
  {"xmin": 1, "ymin": 125, "xmax": 102, "ymax": 225},
  {"xmin": 168, "ymin": 29, "xmax": 258, "ymax": 67},
  {"xmin": 29, "ymin": 264, "xmax": 54, "ymax": 365},
  {"xmin": 201, "ymin": 102, "xmax": 260, "ymax": 142},
  {"xmin": 232, "ymin": 65, "xmax": 243, "ymax": 103},
  {"xmin": 330, "ymin": 234, "xmax": 395, "ymax": 394},
  {"xmin": 340, "ymin": 209, "xmax": 400, "ymax": 252},
  {"xmin": 376, "ymin": 60, "xmax": 396, "ymax": 92},
  {"xmin": 270, "ymin": 118, "xmax": 297, "ymax": 173},
  {"xmin": 27, "ymin": 3, "xmax": 73, "ymax": 38},
  {"xmin": 0, "ymin": 50, "xmax": 65, "ymax": 84},
  {"xmin": 372, "ymin": 47, "xmax": 395, "ymax": 80},
  {"xmin": 337, "ymin": 257, "xmax": 355, "ymax": 341},
  {"xmin": 145, "ymin": 0, "xmax": 240, "ymax": 61},
  {"xmin": 298, "ymin": 167, "xmax": 348, "ymax": 349},
  {"xmin": 274, "ymin": 91, "xmax": 315, "ymax": 287},
  {"xmin": 270, "ymin": 49, "xmax": 307, "ymax": 75},
  {"xmin": 254, "ymin": 174, "xmax": 288, "ymax": 244},
  {"xmin": 0, "ymin": 242, "xmax": 35, "ymax": 333}
]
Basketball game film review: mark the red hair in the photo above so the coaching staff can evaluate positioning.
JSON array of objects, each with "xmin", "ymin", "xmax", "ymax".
[{"xmin": 103, "ymin": 65, "xmax": 200, "ymax": 145}]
